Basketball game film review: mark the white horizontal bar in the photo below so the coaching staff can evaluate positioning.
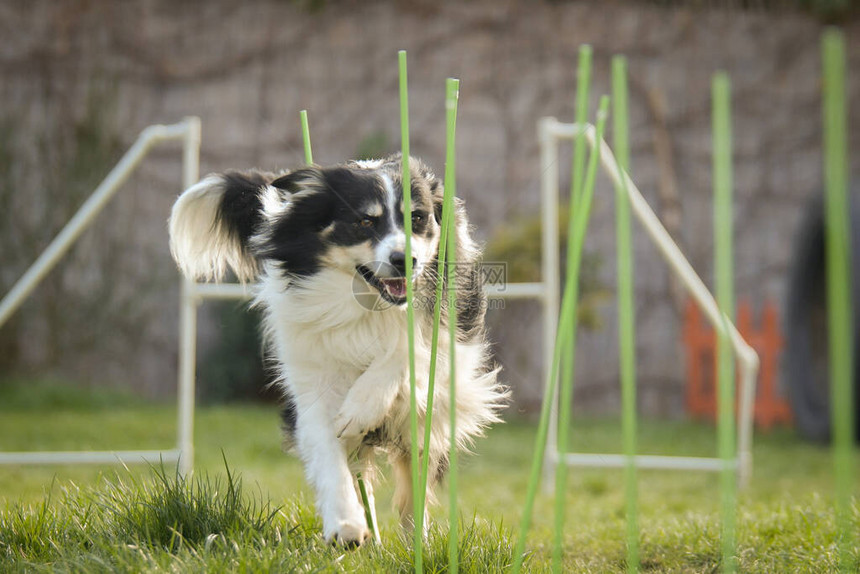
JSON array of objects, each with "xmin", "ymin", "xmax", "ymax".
[
  {"xmin": 545, "ymin": 120, "xmax": 586, "ymax": 139},
  {"xmin": 188, "ymin": 281, "xmax": 547, "ymax": 302},
  {"xmin": 145, "ymin": 122, "xmax": 196, "ymax": 142},
  {"xmin": 0, "ymin": 449, "xmax": 182, "ymax": 466},
  {"xmin": 484, "ymin": 282, "xmax": 545, "ymax": 299},
  {"xmin": 550, "ymin": 452, "xmax": 736, "ymax": 472},
  {"xmin": 191, "ymin": 282, "xmax": 253, "ymax": 301}
]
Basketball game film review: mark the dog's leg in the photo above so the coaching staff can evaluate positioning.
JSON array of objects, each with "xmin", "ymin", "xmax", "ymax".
[
  {"xmin": 391, "ymin": 452, "xmax": 413, "ymax": 527},
  {"xmin": 295, "ymin": 401, "xmax": 370, "ymax": 547},
  {"xmin": 391, "ymin": 452, "xmax": 429, "ymax": 535},
  {"xmin": 334, "ymin": 354, "xmax": 404, "ymax": 440}
]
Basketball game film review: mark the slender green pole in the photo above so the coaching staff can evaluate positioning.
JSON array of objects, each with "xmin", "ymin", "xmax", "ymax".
[
  {"xmin": 445, "ymin": 78, "xmax": 461, "ymax": 573},
  {"xmin": 572, "ymin": 46, "xmax": 593, "ymax": 207},
  {"xmin": 612, "ymin": 55, "xmax": 639, "ymax": 574},
  {"xmin": 398, "ymin": 49, "xmax": 422, "ymax": 573},
  {"xmin": 555, "ymin": 49, "xmax": 593, "ymax": 565},
  {"xmin": 511, "ymin": 47, "xmax": 593, "ymax": 574},
  {"xmin": 559, "ymin": 46, "xmax": 593, "ymax": 507},
  {"xmin": 416, "ymin": 79, "xmax": 459, "ymax": 552},
  {"xmin": 511, "ymin": 271, "xmax": 571, "ymax": 573},
  {"xmin": 712, "ymin": 72, "xmax": 737, "ymax": 574},
  {"xmin": 356, "ymin": 472, "xmax": 378, "ymax": 543},
  {"xmin": 552, "ymin": 96, "xmax": 610, "ymax": 573},
  {"xmin": 300, "ymin": 110, "xmax": 313, "ymax": 164},
  {"xmin": 822, "ymin": 28, "xmax": 855, "ymax": 573}
]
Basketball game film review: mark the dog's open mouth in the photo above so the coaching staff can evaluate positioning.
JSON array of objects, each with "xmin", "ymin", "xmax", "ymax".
[{"xmin": 356, "ymin": 264, "xmax": 409, "ymax": 305}]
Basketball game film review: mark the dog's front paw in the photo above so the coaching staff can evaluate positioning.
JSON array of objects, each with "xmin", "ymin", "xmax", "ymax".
[
  {"xmin": 334, "ymin": 402, "xmax": 383, "ymax": 440},
  {"xmin": 335, "ymin": 415, "xmax": 363, "ymax": 440},
  {"xmin": 325, "ymin": 519, "xmax": 371, "ymax": 548}
]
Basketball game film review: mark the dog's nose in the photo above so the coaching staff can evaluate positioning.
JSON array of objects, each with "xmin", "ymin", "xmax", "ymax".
[{"xmin": 389, "ymin": 250, "xmax": 416, "ymax": 275}]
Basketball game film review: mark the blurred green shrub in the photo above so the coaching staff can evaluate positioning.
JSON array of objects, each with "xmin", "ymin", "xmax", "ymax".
[
  {"xmin": 198, "ymin": 304, "xmax": 277, "ymax": 404},
  {"xmin": 355, "ymin": 131, "xmax": 390, "ymax": 161},
  {"xmin": 484, "ymin": 205, "xmax": 610, "ymax": 330}
]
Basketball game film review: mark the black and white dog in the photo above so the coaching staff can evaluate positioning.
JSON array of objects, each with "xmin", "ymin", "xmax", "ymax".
[{"xmin": 169, "ymin": 154, "xmax": 506, "ymax": 546}]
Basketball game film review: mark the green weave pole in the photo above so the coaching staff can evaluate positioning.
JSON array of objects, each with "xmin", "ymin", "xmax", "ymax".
[
  {"xmin": 712, "ymin": 72, "xmax": 737, "ymax": 574},
  {"xmin": 552, "ymin": 96, "xmax": 610, "ymax": 573},
  {"xmin": 398, "ymin": 49, "xmax": 423, "ymax": 574},
  {"xmin": 612, "ymin": 54, "xmax": 639, "ymax": 574},
  {"xmin": 559, "ymin": 46, "xmax": 593, "ymax": 466},
  {"xmin": 572, "ymin": 46, "xmax": 593, "ymax": 207},
  {"xmin": 444, "ymin": 77, "xmax": 462, "ymax": 574},
  {"xmin": 299, "ymin": 110, "xmax": 313, "ymax": 165},
  {"xmin": 822, "ymin": 28, "xmax": 855, "ymax": 573},
  {"xmin": 415, "ymin": 78, "xmax": 461, "ymax": 571},
  {"xmin": 418, "ymin": 78, "xmax": 460, "ymax": 494},
  {"xmin": 511, "ymin": 46, "xmax": 594, "ymax": 574}
]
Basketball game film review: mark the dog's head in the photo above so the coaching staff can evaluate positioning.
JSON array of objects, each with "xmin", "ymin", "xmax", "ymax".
[{"xmin": 169, "ymin": 155, "xmax": 454, "ymax": 307}]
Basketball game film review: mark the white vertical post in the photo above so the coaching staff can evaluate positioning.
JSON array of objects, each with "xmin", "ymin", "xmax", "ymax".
[
  {"xmin": 539, "ymin": 117, "xmax": 561, "ymax": 491},
  {"xmin": 737, "ymin": 367, "xmax": 756, "ymax": 485},
  {"xmin": 177, "ymin": 117, "xmax": 201, "ymax": 476}
]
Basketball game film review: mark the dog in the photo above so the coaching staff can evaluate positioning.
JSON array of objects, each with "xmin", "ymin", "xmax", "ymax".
[{"xmin": 168, "ymin": 154, "xmax": 506, "ymax": 546}]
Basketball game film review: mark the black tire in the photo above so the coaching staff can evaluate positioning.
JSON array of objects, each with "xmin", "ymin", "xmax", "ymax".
[{"xmin": 783, "ymin": 191, "xmax": 860, "ymax": 442}]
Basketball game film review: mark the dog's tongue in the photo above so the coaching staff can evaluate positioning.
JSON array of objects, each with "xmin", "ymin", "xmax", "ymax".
[{"xmin": 381, "ymin": 278, "xmax": 407, "ymax": 299}]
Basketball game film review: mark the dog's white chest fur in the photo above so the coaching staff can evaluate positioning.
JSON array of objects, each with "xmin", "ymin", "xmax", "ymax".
[{"xmin": 262, "ymin": 267, "xmax": 409, "ymax": 385}]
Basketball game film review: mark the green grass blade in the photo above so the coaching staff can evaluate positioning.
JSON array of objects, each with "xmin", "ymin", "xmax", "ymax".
[
  {"xmin": 398, "ymin": 49, "xmax": 422, "ymax": 574},
  {"xmin": 356, "ymin": 472, "xmax": 378, "ymax": 543},
  {"xmin": 552, "ymin": 96, "xmax": 610, "ymax": 573},
  {"xmin": 612, "ymin": 54, "xmax": 639, "ymax": 574},
  {"xmin": 511, "ymin": 47, "xmax": 592, "ymax": 574},
  {"xmin": 822, "ymin": 28, "xmax": 856, "ymax": 573},
  {"xmin": 300, "ymin": 110, "xmax": 313, "ymax": 165},
  {"xmin": 712, "ymin": 71, "xmax": 737, "ymax": 574}
]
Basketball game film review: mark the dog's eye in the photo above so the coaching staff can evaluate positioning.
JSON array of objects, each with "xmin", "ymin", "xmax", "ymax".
[
  {"xmin": 411, "ymin": 212, "xmax": 425, "ymax": 225},
  {"xmin": 356, "ymin": 217, "xmax": 374, "ymax": 228}
]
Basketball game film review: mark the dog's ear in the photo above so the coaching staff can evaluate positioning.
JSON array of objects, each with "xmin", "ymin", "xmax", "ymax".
[
  {"xmin": 269, "ymin": 168, "xmax": 319, "ymax": 195},
  {"xmin": 268, "ymin": 168, "xmax": 335, "ymax": 232},
  {"xmin": 169, "ymin": 170, "xmax": 277, "ymax": 282},
  {"xmin": 254, "ymin": 168, "xmax": 336, "ymax": 277}
]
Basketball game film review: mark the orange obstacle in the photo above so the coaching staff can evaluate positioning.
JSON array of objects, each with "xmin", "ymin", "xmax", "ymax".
[{"xmin": 683, "ymin": 299, "xmax": 792, "ymax": 430}]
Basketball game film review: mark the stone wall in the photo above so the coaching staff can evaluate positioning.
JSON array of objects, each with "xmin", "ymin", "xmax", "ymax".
[{"xmin": 0, "ymin": 0, "xmax": 857, "ymax": 414}]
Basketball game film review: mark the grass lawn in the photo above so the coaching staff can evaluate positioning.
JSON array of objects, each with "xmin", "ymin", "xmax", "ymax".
[{"xmin": 0, "ymin": 381, "xmax": 858, "ymax": 572}]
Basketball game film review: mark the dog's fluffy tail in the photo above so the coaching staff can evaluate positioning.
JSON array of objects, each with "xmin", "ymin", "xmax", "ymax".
[{"xmin": 169, "ymin": 171, "xmax": 273, "ymax": 282}]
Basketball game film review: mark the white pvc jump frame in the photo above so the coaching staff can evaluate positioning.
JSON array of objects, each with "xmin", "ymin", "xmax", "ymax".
[
  {"xmin": 0, "ymin": 117, "xmax": 201, "ymax": 475},
  {"xmin": 538, "ymin": 117, "xmax": 760, "ymax": 488}
]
